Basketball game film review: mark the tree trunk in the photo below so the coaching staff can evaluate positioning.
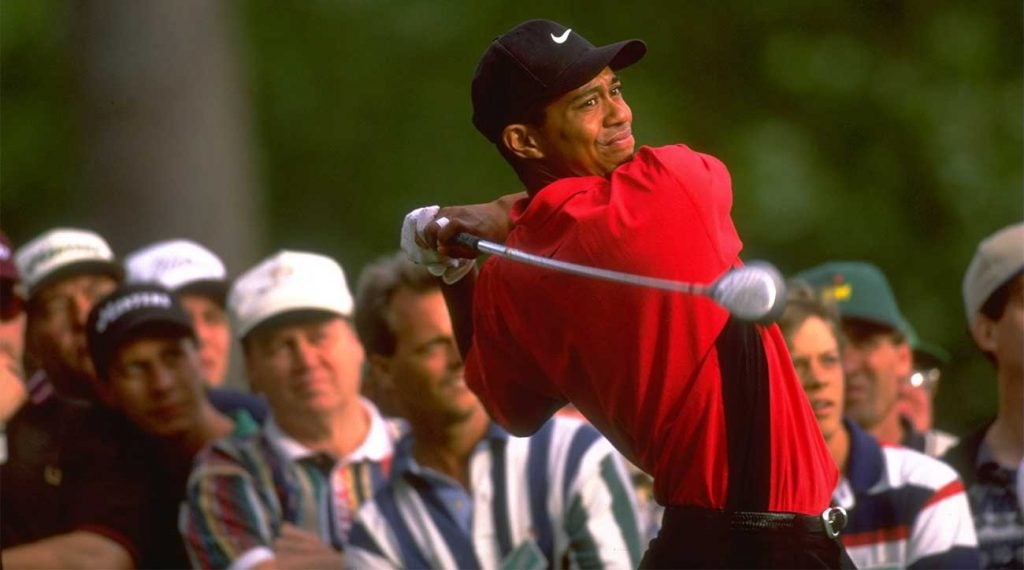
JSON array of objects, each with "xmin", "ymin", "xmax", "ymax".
[{"xmin": 69, "ymin": 0, "xmax": 263, "ymax": 271}]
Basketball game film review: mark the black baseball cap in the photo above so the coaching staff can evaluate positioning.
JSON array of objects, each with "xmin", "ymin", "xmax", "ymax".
[
  {"xmin": 471, "ymin": 19, "xmax": 646, "ymax": 143},
  {"xmin": 87, "ymin": 283, "xmax": 195, "ymax": 379}
]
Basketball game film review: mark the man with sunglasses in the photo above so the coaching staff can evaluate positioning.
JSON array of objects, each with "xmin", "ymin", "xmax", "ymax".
[{"xmin": 900, "ymin": 331, "xmax": 959, "ymax": 457}]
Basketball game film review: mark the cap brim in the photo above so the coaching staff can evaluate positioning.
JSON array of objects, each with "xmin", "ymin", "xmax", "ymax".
[
  {"xmin": 92, "ymin": 316, "xmax": 195, "ymax": 379},
  {"xmin": 120, "ymin": 318, "xmax": 195, "ymax": 344},
  {"xmin": 242, "ymin": 308, "xmax": 345, "ymax": 341},
  {"xmin": 542, "ymin": 39, "xmax": 647, "ymax": 111},
  {"xmin": 913, "ymin": 340, "xmax": 950, "ymax": 367},
  {"xmin": 178, "ymin": 280, "xmax": 229, "ymax": 308},
  {"xmin": 30, "ymin": 260, "xmax": 124, "ymax": 298}
]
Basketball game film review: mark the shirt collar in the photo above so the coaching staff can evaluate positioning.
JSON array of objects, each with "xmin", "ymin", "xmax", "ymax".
[
  {"xmin": 975, "ymin": 438, "xmax": 997, "ymax": 467},
  {"xmin": 264, "ymin": 397, "xmax": 395, "ymax": 464},
  {"xmin": 844, "ymin": 417, "xmax": 884, "ymax": 492},
  {"xmin": 512, "ymin": 177, "xmax": 595, "ymax": 221},
  {"xmin": 899, "ymin": 415, "xmax": 927, "ymax": 452},
  {"xmin": 391, "ymin": 421, "xmax": 510, "ymax": 481},
  {"xmin": 974, "ymin": 439, "xmax": 1016, "ymax": 484}
]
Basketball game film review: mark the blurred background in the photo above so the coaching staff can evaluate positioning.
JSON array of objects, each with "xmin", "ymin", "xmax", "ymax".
[{"xmin": 2, "ymin": 0, "xmax": 1021, "ymax": 432}]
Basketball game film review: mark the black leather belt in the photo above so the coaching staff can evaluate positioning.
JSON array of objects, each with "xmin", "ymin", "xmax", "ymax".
[{"xmin": 662, "ymin": 506, "xmax": 849, "ymax": 538}]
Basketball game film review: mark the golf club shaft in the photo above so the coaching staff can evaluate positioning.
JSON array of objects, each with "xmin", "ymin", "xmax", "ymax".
[{"xmin": 455, "ymin": 233, "xmax": 710, "ymax": 296}]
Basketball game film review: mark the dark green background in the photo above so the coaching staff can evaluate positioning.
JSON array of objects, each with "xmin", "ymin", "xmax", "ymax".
[{"xmin": 3, "ymin": 1, "xmax": 1021, "ymax": 432}]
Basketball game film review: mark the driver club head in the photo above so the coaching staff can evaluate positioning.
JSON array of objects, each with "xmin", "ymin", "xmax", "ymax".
[{"xmin": 710, "ymin": 262, "xmax": 788, "ymax": 322}]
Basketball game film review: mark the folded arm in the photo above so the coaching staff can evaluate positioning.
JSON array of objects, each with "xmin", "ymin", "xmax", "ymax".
[
  {"xmin": 182, "ymin": 452, "xmax": 276, "ymax": 569},
  {"xmin": 2, "ymin": 530, "xmax": 134, "ymax": 569}
]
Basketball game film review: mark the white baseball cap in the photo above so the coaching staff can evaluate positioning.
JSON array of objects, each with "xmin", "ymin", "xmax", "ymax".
[
  {"xmin": 15, "ymin": 228, "xmax": 123, "ymax": 297},
  {"xmin": 124, "ymin": 239, "xmax": 228, "ymax": 293},
  {"xmin": 963, "ymin": 222, "xmax": 1024, "ymax": 326},
  {"xmin": 229, "ymin": 250, "xmax": 354, "ymax": 338}
]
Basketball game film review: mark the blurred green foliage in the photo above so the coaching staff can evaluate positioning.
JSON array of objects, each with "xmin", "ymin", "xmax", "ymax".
[{"xmin": 2, "ymin": 0, "xmax": 1021, "ymax": 432}]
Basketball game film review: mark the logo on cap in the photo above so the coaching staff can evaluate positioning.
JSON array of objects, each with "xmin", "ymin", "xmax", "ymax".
[
  {"xmin": 821, "ymin": 277, "xmax": 852, "ymax": 303},
  {"xmin": 551, "ymin": 29, "xmax": 571, "ymax": 44},
  {"xmin": 24, "ymin": 244, "xmax": 105, "ymax": 279},
  {"xmin": 95, "ymin": 291, "xmax": 173, "ymax": 333},
  {"xmin": 151, "ymin": 256, "xmax": 198, "ymax": 274}
]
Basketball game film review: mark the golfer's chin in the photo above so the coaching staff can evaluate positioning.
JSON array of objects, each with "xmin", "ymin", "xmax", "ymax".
[{"xmin": 600, "ymin": 147, "xmax": 636, "ymax": 176}]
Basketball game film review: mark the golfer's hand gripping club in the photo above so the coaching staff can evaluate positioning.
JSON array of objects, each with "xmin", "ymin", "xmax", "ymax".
[{"xmin": 454, "ymin": 232, "xmax": 786, "ymax": 322}]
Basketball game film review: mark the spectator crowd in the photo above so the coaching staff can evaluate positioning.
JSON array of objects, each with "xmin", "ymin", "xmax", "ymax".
[
  {"xmin": 0, "ymin": 221, "xmax": 1019, "ymax": 569},
  {"xmin": 0, "ymin": 16, "xmax": 1020, "ymax": 570}
]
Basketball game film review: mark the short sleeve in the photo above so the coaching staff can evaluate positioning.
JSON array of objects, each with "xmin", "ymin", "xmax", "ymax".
[{"xmin": 464, "ymin": 264, "xmax": 565, "ymax": 436}]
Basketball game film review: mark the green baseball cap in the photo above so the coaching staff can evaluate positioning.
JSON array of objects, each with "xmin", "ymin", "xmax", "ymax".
[{"xmin": 794, "ymin": 261, "xmax": 911, "ymax": 337}]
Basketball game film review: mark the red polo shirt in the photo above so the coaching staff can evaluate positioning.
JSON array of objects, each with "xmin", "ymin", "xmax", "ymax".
[{"xmin": 465, "ymin": 144, "xmax": 837, "ymax": 515}]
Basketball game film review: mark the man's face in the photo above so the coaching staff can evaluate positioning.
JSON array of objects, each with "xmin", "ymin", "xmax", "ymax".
[
  {"xmin": 993, "ymin": 277, "xmax": 1024, "ymax": 378},
  {"xmin": 108, "ymin": 334, "xmax": 205, "ymax": 438},
  {"xmin": 842, "ymin": 322, "xmax": 911, "ymax": 431},
  {"xmin": 974, "ymin": 275, "xmax": 1024, "ymax": 379},
  {"xmin": 531, "ymin": 67, "xmax": 635, "ymax": 179},
  {"xmin": 372, "ymin": 288, "xmax": 479, "ymax": 426},
  {"xmin": 180, "ymin": 294, "xmax": 230, "ymax": 387},
  {"xmin": 245, "ymin": 315, "xmax": 364, "ymax": 418},
  {"xmin": 27, "ymin": 273, "xmax": 118, "ymax": 399},
  {"xmin": 788, "ymin": 315, "xmax": 846, "ymax": 443}
]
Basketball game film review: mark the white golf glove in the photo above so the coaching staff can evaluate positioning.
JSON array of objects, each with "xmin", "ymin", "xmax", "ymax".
[{"xmin": 401, "ymin": 206, "xmax": 474, "ymax": 285}]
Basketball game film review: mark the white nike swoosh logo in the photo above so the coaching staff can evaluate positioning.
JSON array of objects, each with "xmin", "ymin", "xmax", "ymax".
[{"xmin": 551, "ymin": 29, "xmax": 571, "ymax": 44}]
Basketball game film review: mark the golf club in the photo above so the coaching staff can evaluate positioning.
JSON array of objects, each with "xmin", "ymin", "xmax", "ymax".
[{"xmin": 455, "ymin": 233, "xmax": 786, "ymax": 322}]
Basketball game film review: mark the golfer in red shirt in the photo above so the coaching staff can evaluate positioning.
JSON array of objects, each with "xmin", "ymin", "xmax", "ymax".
[{"xmin": 405, "ymin": 19, "xmax": 853, "ymax": 568}]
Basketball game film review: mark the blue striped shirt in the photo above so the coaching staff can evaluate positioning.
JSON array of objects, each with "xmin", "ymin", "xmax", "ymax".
[{"xmin": 346, "ymin": 417, "xmax": 643, "ymax": 570}]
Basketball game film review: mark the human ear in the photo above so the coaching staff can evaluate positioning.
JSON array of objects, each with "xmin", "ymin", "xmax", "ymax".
[
  {"xmin": 367, "ymin": 353, "xmax": 396, "ymax": 392},
  {"xmin": 501, "ymin": 124, "xmax": 544, "ymax": 160},
  {"xmin": 970, "ymin": 316, "xmax": 998, "ymax": 353},
  {"xmin": 86, "ymin": 369, "xmax": 119, "ymax": 408},
  {"xmin": 99, "ymin": 371, "xmax": 122, "ymax": 408}
]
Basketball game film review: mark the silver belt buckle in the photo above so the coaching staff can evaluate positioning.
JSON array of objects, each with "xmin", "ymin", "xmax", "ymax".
[{"xmin": 820, "ymin": 506, "xmax": 847, "ymax": 539}]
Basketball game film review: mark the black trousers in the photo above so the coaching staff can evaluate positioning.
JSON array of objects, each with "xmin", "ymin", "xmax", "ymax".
[{"xmin": 640, "ymin": 506, "xmax": 858, "ymax": 569}]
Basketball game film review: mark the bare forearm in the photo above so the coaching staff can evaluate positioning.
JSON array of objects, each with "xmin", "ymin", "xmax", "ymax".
[
  {"xmin": 431, "ymin": 191, "xmax": 528, "ymax": 258},
  {"xmin": 493, "ymin": 191, "xmax": 528, "ymax": 216},
  {"xmin": 2, "ymin": 531, "xmax": 133, "ymax": 569}
]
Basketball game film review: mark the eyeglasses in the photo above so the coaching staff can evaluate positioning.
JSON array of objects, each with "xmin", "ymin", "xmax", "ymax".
[
  {"xmin": 1, "ymin": 280, "xmax": 24, "ymax": 322},
  {"xmin": 908, "ymin": 367, "xmax": 941, "ymax": 392}
]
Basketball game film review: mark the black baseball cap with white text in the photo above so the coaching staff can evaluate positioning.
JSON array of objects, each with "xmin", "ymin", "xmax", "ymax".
[
  {"xmin": 471, "ymin": 19, "xmax": 646, "ymax": 143},
  {"xmin": 87, "ymin": 283, "xmax": 195, "ymax": 379}
]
